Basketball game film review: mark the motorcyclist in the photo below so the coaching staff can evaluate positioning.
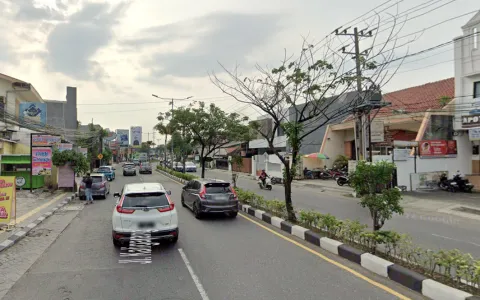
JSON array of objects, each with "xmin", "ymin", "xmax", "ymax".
[{"xmin": 259, "ymin": 169, "xmax": 267, "ymax": 186}]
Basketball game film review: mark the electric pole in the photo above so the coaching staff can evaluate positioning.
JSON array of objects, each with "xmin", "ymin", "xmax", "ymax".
[{"xmin": 336, "ymin": 27, "xmax": 374, "ymax": 161}]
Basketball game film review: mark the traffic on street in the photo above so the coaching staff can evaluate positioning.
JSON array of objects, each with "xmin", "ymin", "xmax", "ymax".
[{"xmin": 1, "ymin": 164, "xmax": 423, "ymax": 300}]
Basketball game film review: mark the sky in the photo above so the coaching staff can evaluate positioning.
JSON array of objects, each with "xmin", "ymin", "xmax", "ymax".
[{"xmin": 0, "ymin": 0, "xmax": 479, "ymax": 143}]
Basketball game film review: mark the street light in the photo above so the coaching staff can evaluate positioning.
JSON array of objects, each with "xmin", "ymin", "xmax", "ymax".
[{"xmin": 151, "ymin": 94, "xmax": 193, "ymax": 164}]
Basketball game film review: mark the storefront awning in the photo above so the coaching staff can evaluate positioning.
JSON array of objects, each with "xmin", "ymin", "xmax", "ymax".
[{"xmin": 1, "ymin": 156, "xmax": 31, "ymax": 164}]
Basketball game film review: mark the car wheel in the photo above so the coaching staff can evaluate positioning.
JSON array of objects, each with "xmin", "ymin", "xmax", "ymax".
[
  {"xmin": 112, "ymin": 237, "xmax": 121, "ymax": 248},
  {"xmin": 123, "ymin": 172, "xmax": 126, "ymax": 176},
  {"xmin": 228, "ymin": 211, "xmax": 238, "ymax": 218},
  {"xmin": 171, "ymin": 235, "xmax": 178, "ymax": 244},
  {"xmin": 181, "ymin": 195, "xmax": 187, "ymax": 207},
  {"xmin": 193, "ymin": 202, "xmax": 202, "ymax": 219}
]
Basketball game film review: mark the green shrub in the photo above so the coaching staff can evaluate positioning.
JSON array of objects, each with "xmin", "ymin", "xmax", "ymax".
[{"xmin": 157, "ymin": 165, "xmax": 197, "ymax": 181}]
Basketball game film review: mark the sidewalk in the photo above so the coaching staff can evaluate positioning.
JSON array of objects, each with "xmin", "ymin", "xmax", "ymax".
[{"xmin": 0, "ymin": 190, "xmax": 69, "ymax": 248}]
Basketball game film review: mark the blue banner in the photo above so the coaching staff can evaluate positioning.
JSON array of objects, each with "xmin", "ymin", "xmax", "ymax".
[{"xmin": 19, "ymin": 102, "xmax": 47, "ymax": 126}]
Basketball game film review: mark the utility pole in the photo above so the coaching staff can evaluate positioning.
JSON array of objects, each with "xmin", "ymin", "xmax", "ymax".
[
  {"xmin": 170, "ymin": 99, "xmax": 174, "ymax": 161},
  {"xmin": 336, "ymin": 27, "xmax": 374, "ymax": 161}
]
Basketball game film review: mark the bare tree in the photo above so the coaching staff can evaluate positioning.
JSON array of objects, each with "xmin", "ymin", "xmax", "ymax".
[{"xmin": 210, "ymin": 13, "xmax": 410, "ymax": 221}]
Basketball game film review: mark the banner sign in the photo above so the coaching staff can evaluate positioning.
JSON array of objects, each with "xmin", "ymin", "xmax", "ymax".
[
  {"xmin": 370, "ymin": 120, "xmax": 385, "ymax": 143},
  {"xmin": 32, "ymin": 135, "xmax": 61, "ymax": 147},
  {"xmin": 19, "ymin": 102, "xmax": 47, "ymax": 126},
  {"xmin": 58, "ymin": 165, "xmax": 74, "ymax": 188},
  {"xmin": 419, "ymin": 140, "xmax": 457, "ymax": 157},
  {"xmin": 131, "ymin": 126, "xmax": 142, "ymax": 146},
  {"xmin": 57, "ymin": 143, "xmax": 73, "ymax": 152},
  {"xmin": 0, "ymin": 177, "xmax": 16, "ymax": 224},
  {"xmin": 116, "ymin": 129, "xmax": 129, "ymax": 146},
  {"xmin": 469, "ymin": 128, "xmax": 480, "ymax": 141},
  {"xmin": 32, "ymin": 147, "xmax": 52, "ymax": 175},
  {"xmin": 462, "ymin": 114, "xmax": 480, "ymax": 129}
]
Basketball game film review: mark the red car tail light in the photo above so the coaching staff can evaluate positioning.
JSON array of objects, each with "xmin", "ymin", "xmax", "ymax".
[
  {"xmin": 198, "ymin": 186, "xmax": 207, "ymax": 200},
  {"xmin": 158, "ymin": 194, "xmax": 175, "ymax": 212},
  {"xmin": 229, "ymin": 186, "xmax": 238, "ymax": 199}
]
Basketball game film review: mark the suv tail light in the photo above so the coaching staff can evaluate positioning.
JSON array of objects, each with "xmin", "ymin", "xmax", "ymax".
[
  {"xmin": 80, "ymin": 182, "xmax": 85, "ymax": 189},
  {"xmin": 158, "ymin": 194, "xmax": 175, "ymax": 212},
  {"xmin": 198, "ymin": 186, "xmax": 207, "ymax": 200},
  {"xmin": 229, "ymin": 186, "xmax": 238, "ymax": 200},
  {"xmin": 100, "ymin": 182, "xmax": 106, "ymax": 188},
  {"xmin": 116, "ymin": 196, "xmax": 134, "ymax": 214}
]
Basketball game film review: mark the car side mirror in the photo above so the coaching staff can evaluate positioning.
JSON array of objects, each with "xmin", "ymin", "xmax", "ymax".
[
  {"xmin": 113, "ymin": 192, "xmax": 120, "ymax": 198},
  {"xmin": 167, "ymin": 190, "xmax": 172, "ymax": 195}
]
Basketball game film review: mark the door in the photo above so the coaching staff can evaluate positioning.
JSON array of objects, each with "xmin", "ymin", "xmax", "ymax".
[{"xmin": 187, "ymin": 181, "xmax": 201, "ymax": 206}]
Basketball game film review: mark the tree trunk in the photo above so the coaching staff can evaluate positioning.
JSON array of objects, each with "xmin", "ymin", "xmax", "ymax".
[
  {"xmin": 182, "ymin": 152, "xmax": 186, "ymax": 174},
  {"xmin": 373, "ymin": 210, "xmax": 381, "ymax": 231},
  {"xmin": 164, "ymin": 134, "xmax": 168, "ymax": 167},
  {"xmin": 200, "ymin": 146, "xmax": 206, "ymax": 178},
  {"xmin": 283, "ymin": 163, "xmax": 296, "ymax": 222}
]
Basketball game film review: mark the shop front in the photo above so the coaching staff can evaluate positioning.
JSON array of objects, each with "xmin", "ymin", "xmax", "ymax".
[{"xmin": 0, "ymin": 154, "xmax": 44, "ymax": 189}]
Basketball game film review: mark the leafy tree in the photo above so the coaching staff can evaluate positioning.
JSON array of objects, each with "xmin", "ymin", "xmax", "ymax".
[
  {"xmin": 154, "ymin": 122, "xmax": 174, "ymax": 165},
  {"xmin": 52, "ymin": 149, "xmax": 89, "ymax": 174},
  {"xmin": 158, "ymin": 102, "xmax": 250, "ymax": 178},
  {"xmin": 167, "ymin": 131, "xmax": 194, "ymax": 172},
  {"xmin": 350, "ymin": 161, "xmax": 403, "ymax": 231},
  {"xmin": 332, "ymin": 155, "xmax": 349, "ymax": 170},
  {"xmin": 102, "ymin": 148, "xmax": 113, "ymax": 164}
]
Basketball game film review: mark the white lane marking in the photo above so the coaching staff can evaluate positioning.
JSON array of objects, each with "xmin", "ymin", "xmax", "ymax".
[
  {"xmin": 178, "ymin": 248, "xmax": 210, "ymax": 300},
  {"xmin": 431, "ymin": 234, "xmax": 480, "ymax": 247}
]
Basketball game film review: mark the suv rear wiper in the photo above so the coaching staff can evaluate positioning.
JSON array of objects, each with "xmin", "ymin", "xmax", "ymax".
[{"xmin": 132, "ymin": 205, "xmax": 148, "ymax": 207}]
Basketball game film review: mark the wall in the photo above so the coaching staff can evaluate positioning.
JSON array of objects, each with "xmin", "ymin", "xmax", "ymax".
[
  {"xmin": 321, "ymin": 129, "xmax": 345, "ymax": 168},
  {"xmin": 232, "ymin": 157, "xmax": 252, "ymax": 174}
]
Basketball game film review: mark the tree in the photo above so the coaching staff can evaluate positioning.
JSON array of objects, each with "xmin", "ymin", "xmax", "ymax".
[
  {"xmin": 167, "ymin": 131, "xmax": 194, "ymax": 173},
  {"xmin": 350, "ymin": 161, "xmax": 403, "ymax": 231},
  {"xmin": 154, "ymin": 122, "xmax": 174, "ymax": 165},
  {"xmin": 159, "ymin": 102, "xmax": 250, "ymax": 178},
  {"xmin": 52, "ymin": 149, "xmax": 89, "ymax": 174},
  {"xmin": 102, "ymin": 148, "xmax": 113, "ymax": 164},
  {"xmin": 210, "ymin": 14, "xmax": 406, "ymax": 221}
]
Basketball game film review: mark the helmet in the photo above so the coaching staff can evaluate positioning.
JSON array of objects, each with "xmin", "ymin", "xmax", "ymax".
[{"xmin": 262, "ymin": 169, "xmax": 265, "ymax": 172}]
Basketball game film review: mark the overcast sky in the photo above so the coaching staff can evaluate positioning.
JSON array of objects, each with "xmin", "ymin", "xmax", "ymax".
[{"xmin": 0, "ymin": 0, "xmax": 478, "ymax": 142}]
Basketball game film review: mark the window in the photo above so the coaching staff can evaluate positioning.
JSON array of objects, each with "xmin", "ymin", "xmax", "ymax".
[
  {"xmin": 205, "ymin": 182, "xmax": 231, "ymax": 193},
  {"xmin": 474, "ymin": 27, "xmax": 478, "ymax": 49},
  {"xmin": 193, "ymin": 181, "xmax": 201, "ymax": 190},
  {"xmin": 92, "ymin": 176, "xmax": 103, "ymax": 183},
  {"xmin": 475, "ymin": 81, "xmax": 480, "ymax": 99},
  {"xmin": 122, "ymin": 193, "xmax": 169, "ymax": 208}
]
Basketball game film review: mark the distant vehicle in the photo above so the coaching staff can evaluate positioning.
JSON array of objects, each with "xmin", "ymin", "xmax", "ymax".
[
  {"xmin": 112, "ymin": 182, "xmax": 177, "ymax": 247},
  {"xmin": 184, "ymin": 162, "xmax": 197, "ymax": 172},
  {"xmin": 79, "ymin": 173, "xmax": 110, "ymax": 200},
  {"xmin": 139, "ymin": 163, "xmax": 152, "ymax": 174},
  {"xmin": 96, "ymin": 166, "xmax": 116, "ymax": 181},
  {"xmin": 181, "ymin": 179, "xmax": 238, "ymax": 219},
  {"xmin": 133, "ymin": 159, "xmax": 140, "ymax": 166},
  {"xmin": 173, "ymin": 162, "xmax": 184, "ymax": 172},
  {"xmin": 123, "ymin": 163, "xmax": 136, "ymax": 176}
]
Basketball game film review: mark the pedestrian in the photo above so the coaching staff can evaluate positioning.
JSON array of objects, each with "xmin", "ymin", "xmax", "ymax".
[{"xmin": 83, "ymin": 173, "xmax": 94, "ymax": 204}]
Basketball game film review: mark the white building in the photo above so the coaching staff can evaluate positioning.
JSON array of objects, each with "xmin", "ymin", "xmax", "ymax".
[{"xmin": 453, "ymin": 10, "xmax": 480, "ymax": 178}]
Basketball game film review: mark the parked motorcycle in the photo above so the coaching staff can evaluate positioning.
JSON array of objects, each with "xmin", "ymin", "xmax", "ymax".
[
  {"xmin": 270, "ymin": 176, "xmax": 283, "ymax": 185},
  {"xmin": 438, "ymin": 173, "xmax": 474, "ymax": 193},
  {"xmin": 452, "ymin": 174, "xmax": 474, "ymax": 193},
  {"xmin": 336, "ymin": 175, "xmax": 350, "ymax": 187},
  {"xmin": 258, "ymin": 176, "xmax": 273, "ymax": 190}
]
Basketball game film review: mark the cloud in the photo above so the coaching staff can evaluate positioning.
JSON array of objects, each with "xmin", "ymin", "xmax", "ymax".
[
  {"xmin": 45, "ymin": 1, "xmax": 129, "ymax": 80},
  {"xmin": 128, "ymin": 11, "xmax": 283, "ymax": 81},
  {"xmin": 12, "ymin": 0, "xmax": 64, "ymax": 21}
]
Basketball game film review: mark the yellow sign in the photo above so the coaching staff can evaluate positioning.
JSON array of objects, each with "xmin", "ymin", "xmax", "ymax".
[
  {"xmin": 97, "ymin": 154, "xmax": 103, "ymax": 160},
  {"xmin": 0, "ymin": 177, "xmax": 16, "ymax": 225}
]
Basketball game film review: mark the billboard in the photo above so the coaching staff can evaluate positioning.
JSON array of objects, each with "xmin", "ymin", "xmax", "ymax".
[
  {"xmin": 116, "ymin": 129, "xmax": 129, "ymax": 146},
  {"xmin": 19, "ymin": 102, "xmax": 47, "ymax": 126},
  {"xmin": 32, "ymin": 147, "xmax": 53, "ymax": 175},
  {"xmin": 32, "ymin": 135, "xmax": 61, "ymax": 147},
  {"xmin": 57, "ymin": 143, "xmax": 73, "ymax": 152},
  {"xmin": 131, "ymin": 126, "xmax": 142, "ymax": 146},
  {"xmin": 418, "ymin": 140, "xmax": 457, "ymax": 157}
]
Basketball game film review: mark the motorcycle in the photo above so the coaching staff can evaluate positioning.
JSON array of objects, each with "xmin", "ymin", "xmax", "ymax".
[
  {"xmin": 452, "ymin": 174, "xmax": 474, "ymax": 193},
  {"xmin": 258, "ymin": 176, "xmax": 273, "ymax": 190},
  {"xmin": 438, "ymin": 173, "xmax": 474, "ymax": 193},
  {"xmin": 336, "ymin": 175, "xmax": 350, "ymax": 187},
  {"xmin": 270, "ymin": 176, "xmax": 283, "ymax": 185}
]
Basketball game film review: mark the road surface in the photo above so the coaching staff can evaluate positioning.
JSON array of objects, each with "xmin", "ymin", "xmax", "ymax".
[
  {"xmin": 195, "ymin": 168, "xmax": 480, "ymax": 258},
  {"xmin": 2, "ymin": 166, "xmax": 423, "ymax": 300}
]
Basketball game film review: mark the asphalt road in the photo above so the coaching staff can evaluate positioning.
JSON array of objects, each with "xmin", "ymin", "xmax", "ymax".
[
  {"xmin": 196, "ymin": 168, "xmax": 480, "ymax": 258},
  {"xmin": 2, "ymin": 165, "xmax": 423, "ymax": 300}
]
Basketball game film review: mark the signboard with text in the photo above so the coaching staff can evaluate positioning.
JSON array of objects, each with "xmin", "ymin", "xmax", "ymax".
[
  {"xmin": 0, "ymin": 177, "xmax": 16, "ymax": 224},
  {"xmin": 32, "ymin": 147, "xmax": 53, "ymax": 175},
  {"xmin": 32, "ymin": 135, "xmax": 61, "ymax": 147},
  {"xmin": 469, "ymin": 128, "xmax": 480, "ymax": 141},
  {"xmin": 57, "ymin": 143, "xmax": 73, "ymax": 152},
  {"xmin": 19, "ymin": 102, "xmax": 47, "ymax": 127},
  {"xmin": 418, "ymin": 140, "xmax": 457, "ymax": 157},
  {"xmin": 370, "ymin": 120, "xmax": 385, "ymax": 143},
  {"xmin": 462, "ymin": 114, "xmax": 480, "ymax": 129}
]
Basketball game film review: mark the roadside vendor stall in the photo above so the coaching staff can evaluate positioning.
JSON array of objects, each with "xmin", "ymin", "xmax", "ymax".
[{"xmin": 0, "ymin": 155, "xmax": 44, "ymax": 189}]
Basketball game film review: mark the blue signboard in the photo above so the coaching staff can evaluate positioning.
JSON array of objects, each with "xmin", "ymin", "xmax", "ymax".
[{"xmin": 19, "ymin": 102, "xmax": 47, "ymax": 126}]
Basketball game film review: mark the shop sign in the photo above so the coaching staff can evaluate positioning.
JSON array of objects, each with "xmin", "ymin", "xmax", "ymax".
[
  {"xmin": 32, "ymin": 147, "xmax": 52, "ymax": 175},
  {"xmin": 32, "ymin": 135, "xmax": 61, "ymax": 146},
  {"xmin": 0, "ymin": 177, "xmax": 16, "ymax": 224},
  {"xmin": 469, "ymin": 128, "xmax": 480, "ymax": 141},
  {"xmin": 370, "ymin": 120, "xmax": 385, "ymax": 143},
  {"xmin": 418, "ymin": 140, "xmax": 457, "ymax": 157},
  {"xmin": 462, "ymin": 114, "xmax": 480, "ymax": 129}
]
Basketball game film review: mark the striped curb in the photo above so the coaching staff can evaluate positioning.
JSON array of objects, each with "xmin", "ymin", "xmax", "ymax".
[
  {"xmin": 157, "ymin": 170, "xmax": 479, "ymax": 300},
  {"xmin": 0, "ymin": 194, "xmax": 75, "ymax": 254}
]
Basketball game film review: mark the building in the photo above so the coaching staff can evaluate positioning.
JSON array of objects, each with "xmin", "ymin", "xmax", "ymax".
[
  {"xmin": 453, "ymin": 10, "xmax": 480, "ymax": 180},
  {"xmin": 44, "ymin": 87, "xmax": 78, "ymax": 135}
]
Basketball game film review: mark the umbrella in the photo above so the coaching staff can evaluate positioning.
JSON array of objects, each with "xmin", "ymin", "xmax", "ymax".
[{"xmin": 303, "ymin": 153, "xmax": 329, "ymax": 159}]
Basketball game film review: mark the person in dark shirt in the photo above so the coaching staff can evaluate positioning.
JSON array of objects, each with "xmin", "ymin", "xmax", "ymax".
[{"xmin": 83, "ymin": 173, "xmax": 94, "ymax": 204}]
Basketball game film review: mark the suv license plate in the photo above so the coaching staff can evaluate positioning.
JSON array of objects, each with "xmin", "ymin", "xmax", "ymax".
[{"xmin": 138, "ymin": 222, "xmax": 154, "ymax": 229}]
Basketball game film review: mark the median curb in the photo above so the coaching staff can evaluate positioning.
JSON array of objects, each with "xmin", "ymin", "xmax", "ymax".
[
  {"xmin": 0, "ymin": 194, "xmax": 75, "ymax": 254},
  {"xmin": 156, "ymin": 167, "xmax": 479, "ymax": 300}
]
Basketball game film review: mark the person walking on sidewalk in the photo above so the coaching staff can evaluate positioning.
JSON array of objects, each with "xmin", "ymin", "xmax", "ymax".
[{"xmin": 83, "ymin": 173, "xmax": 94, "ymax": 204}]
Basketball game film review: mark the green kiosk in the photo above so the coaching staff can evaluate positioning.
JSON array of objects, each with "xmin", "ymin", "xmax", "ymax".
[{"xmin": 0, "ymin": 154, "xmax": 44, "ymax": 189}]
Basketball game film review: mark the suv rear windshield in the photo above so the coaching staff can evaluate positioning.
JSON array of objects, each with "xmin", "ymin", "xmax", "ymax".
[
  {"xmin": 205, "ymin": 182, "xmax": 231, "ymax": 194},
  {"xmin": 92, "ymin": 176, "xmax": 103, "ymax": 183},
  {"xmin": 122, "ymin": 192, "xmax": 169, "ymax": 207},
  {"xmin": 124, "ymin": 164, "xmax": 134, "ymax": 168},
  {"xmin": 186, "ymin": 162, "xmax": 195, "ymax": 166},
  {"xmin": 97, "ymin": 167, "xmax": 110, "ymax": 172}
]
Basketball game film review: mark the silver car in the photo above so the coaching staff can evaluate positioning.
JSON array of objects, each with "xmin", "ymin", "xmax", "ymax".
[
  {"xmin": 123, "ymin": 163, "xmax": 136, "ymax": 176},
  {"xmin": 79, "ymin": 173, "xmax": 110, "ymax": 199}
]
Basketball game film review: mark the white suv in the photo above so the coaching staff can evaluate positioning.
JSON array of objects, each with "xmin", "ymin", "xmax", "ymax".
[{"xmin": 112, "ymin": 182, "xmax": 178, "ymax": 247}]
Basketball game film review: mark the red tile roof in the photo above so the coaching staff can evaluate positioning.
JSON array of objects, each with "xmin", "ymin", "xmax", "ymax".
[{"xmin": 343, "ymin": 77, "xmax": 454, "ymax": 122}]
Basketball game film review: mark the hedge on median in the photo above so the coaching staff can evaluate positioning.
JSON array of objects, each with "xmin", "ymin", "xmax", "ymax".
[
  {"xmin": 157, "ymin": 165, "xmax": 198, "ymax": 181},
  {"xmin": 234, "ymin": 186, "xmax": 480, "ymax": 296}
]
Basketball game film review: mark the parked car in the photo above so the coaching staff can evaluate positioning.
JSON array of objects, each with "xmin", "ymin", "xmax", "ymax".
[
  {"xmin": 139, "ymin": 163, "xmax": 153, "ymax": 174},
  {"xmin": 172, "ymin": 162, "xmax": 184, "ymax": 172},
  {"xmin": 96, "ymin": 166, "xmax": 116, "ymax": 181},
  {"xmin": 79, "ymin": 173, "xmax": 110, "ymax": 200},
  {"xmin": 184, "ymin": 162, "xmax": 197, "ymax": 172},
  {"xmin": 112, "ymin": 182, "xmax": 177, "ymax": 247},
  {"xmin": 133, "ymin": 159, "xmax": 140, "ymax": 166},
  {"xmin": 181, "ymin": 179, "xmax": 238, "ymax": 219},
  {"xmin": 123, "ymin": 163, "xmax": 136, "ymax": 176}
]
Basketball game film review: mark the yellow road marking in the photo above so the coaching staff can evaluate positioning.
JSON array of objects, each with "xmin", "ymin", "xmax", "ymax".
[
  {"xmin": 15, "ymin": 193, "xmax": 67, "ymax": 224},
  {"xmin": 238, "ymin": 213, "xmax": 411, "ymax": 300},
  {"xmin": 158, "ymin": 171, "xmax": 410, "ymax": 299}
]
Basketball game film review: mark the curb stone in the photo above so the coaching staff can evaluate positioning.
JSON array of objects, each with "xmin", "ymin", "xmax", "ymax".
[
  {"xmin": 0, "ymin": 194, "xmax": 75, "ymax": 254},
  {"xmin": 157, "ymin": 169, "xmax": 479, "ymax": 300}
]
